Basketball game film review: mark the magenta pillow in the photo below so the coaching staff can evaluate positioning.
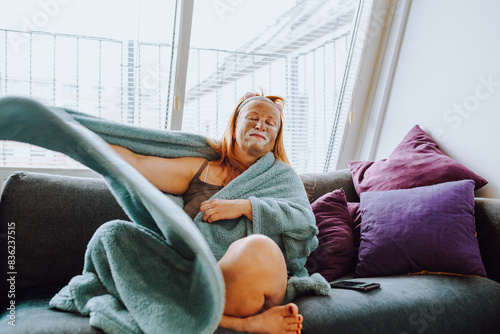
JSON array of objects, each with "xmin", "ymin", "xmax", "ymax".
[
  {"xmin": 355, "ymin": 180, "xmax": 486, "ymax": 278},
  {"xmin": 348, "ymin": 125, "xmax": 487, "ymax": 195},
  {"xmin": 347, "ymin": 202, "xmax": 362, "ymax": 265},
  {"xmin": 306, "ymin": 189, "xmax": 354, "ymax": 281},
  {"xmin": 348, "ymin": 202, "xmax": 361, "ymax": 246}
]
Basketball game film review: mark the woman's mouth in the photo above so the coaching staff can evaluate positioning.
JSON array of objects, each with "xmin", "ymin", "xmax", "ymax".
[{"xmin": 250, "ymin": 133, "xmax": 267, "ymax": 140}]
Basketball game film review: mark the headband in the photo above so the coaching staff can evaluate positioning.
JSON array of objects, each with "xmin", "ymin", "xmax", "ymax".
[{"xmin": 237, "ymin": 92, "xmax": 283, "ymax": 114}]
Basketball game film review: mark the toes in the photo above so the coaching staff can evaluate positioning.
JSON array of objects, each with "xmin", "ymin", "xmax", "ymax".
[
  {"xmin": 284, "ymin": 312, "xmax": 303, "ymax": 324},
  {"xmin": 285, "ymin": 313, "xmax": 303, "ymax": 323},
  {"xmin": 286, "ymin": 322, "xmax": 302, "ymax": 331},
  {"xmin": 285, "ymin": 313, "xmax": 303, "ymax": 324},
  {"xmin": 286, "ymin": 330, "xmax": 301, "ymax": 334},
  {"xmin": 284, "ymin": 303, "xmax": 299, "ymax": 316}
]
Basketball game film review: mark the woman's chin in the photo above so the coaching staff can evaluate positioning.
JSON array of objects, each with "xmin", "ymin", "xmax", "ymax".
[{"xmin": 247, "ymin": 146, "xmax": 272, "ymax": 159}]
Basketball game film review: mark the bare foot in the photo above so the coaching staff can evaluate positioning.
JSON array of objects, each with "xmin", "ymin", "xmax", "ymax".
[{"xmin": 243, "ymin": 303, "xmax": 303, "ymax": 334}]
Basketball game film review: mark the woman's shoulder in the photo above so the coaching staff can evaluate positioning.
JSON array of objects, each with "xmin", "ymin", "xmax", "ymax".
[
  {"xmin": 151, "ymin": 156, "xmax": 208, "ymax": 195},
  {"xmin": 174, "ymin": 156, "xmax": 207, "ymax": 174},
  {"xmin": 175, "ymin": 156, "xmax": 206, "ymax": 164}
]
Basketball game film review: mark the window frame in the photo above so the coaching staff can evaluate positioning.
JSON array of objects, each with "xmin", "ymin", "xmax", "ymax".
[
  {"xmin": 170, "ymin": 0, "xmax": 193, "ymax": 130},
  {"xmin": 335, "ymin": 0, "xmax": 412, "ymax": 168},
  {"xmin": 0, "ymin": 0, "xmax": 404, "ymax": 174},
  {"xmin": 169, "ymin": 0, "xmax": 406, "ymax": 170}
]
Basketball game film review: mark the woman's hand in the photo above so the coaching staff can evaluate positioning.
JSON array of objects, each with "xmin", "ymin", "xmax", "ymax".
[{"xmin": 200, "ymin": 199, "xmax": 253, "ymax": 223}]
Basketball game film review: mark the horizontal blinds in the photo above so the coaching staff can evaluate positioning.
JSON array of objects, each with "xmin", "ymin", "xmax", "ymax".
[
  {"xmin": 1, "ymin": 0, "xmax": 374, "ymax": 174},
  {"xmin": 183, "ymin": 0, "xmax": 374, "ymax": 173},
  {"xmin": 0, "ymin": 0, "xmax": 178, "ymax": 168}
]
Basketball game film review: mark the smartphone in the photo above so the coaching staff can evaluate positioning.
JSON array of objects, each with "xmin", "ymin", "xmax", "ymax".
[{"xmin": 330, "ymin": 280, "xmax": 380, "ymax": 292}]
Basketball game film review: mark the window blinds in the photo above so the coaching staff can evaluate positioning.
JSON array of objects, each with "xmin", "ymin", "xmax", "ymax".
[
  {"xmin": 0, "ymin": 0, "xmax": 178, "ymax": 168},
  {"xmin": 0, "ymin": 0, "xmax": 374, "ymax": 174},
  {"xmin": 183, "ymin": 0, "xmax": 374, "ymax": 173}
]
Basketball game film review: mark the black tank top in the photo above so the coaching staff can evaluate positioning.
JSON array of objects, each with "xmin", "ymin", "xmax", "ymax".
[{"xmin": 182, "ymin": 160, "xmax": 223, "ymax": 220}]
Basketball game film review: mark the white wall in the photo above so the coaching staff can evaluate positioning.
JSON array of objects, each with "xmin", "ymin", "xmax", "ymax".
[{"xmin": 371, "ymin": 0, "xmax": 500, "ymax": 198}]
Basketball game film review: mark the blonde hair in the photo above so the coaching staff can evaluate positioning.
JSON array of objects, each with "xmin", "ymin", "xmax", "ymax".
[{"xmin": 208, "ymin": 90, "xmax": 289, "ymax": 174}]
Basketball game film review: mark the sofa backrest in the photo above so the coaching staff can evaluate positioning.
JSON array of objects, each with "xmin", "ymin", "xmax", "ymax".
[
  {"xmin": 300, "ymin": 169, "xmax": 359, "ymax": 203},
  {"xmin": 0, "ymin": 171, "xmax": 129, "ymax": 298}
]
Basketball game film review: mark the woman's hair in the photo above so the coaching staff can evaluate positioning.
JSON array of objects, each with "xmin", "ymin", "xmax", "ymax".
[{"xmin": 208, "ymin": 89, "xmax": 289, "ymax": 173}]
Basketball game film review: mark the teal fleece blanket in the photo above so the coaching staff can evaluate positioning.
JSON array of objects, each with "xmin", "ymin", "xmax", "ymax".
[{"xmin": 0, "ymin": 96, "xmax": 330, "ymax": 333}]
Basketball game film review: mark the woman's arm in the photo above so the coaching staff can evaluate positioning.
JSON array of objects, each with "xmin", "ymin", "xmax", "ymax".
[
  {"xmin": 109, "ymin": 144, "xmax": 202, "ymax": 195},
  {"xmin": 199, "ymin": 199, "xmax": 253, "ymax": 223}
]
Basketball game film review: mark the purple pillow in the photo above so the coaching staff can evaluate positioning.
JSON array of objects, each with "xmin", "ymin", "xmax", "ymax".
[
  {"xmin": 348, "ymin": 125, "xmax": 488, "ymax": 195},
  {"xmin": 306, "ymin": 189, "xmax": 354, "ymax": 281},
  {"xmin": 355, "ymin": 180, "xmax": 486, "ymax": 278}
]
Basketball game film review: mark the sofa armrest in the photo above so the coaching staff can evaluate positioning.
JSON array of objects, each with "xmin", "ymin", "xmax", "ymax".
[
  {"xmin": 474, "ymin": 198, "xmax": 500, "ymax": 283},
  {"xmin": 300, "ymin": 169, "xmax": 359, "ymax": 203},
  {"xmin": 0, "ymin": 172, "xmax": 129, "ymax": 296}
]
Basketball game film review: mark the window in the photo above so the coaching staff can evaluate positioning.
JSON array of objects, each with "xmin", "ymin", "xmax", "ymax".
[{"xmin": 0, "ymin": 0, "xmax": 375, "ymax": 173}]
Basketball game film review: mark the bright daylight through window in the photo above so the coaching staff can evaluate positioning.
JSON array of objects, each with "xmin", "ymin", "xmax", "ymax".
[{"xmin": 0, "ymin": 0, "xmax": 374, "ymax": 173}]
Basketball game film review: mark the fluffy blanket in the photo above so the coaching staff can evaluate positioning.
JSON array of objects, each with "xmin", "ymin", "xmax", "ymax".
[{"xmin": 0, "ymin": 96, "xmax": 330, "ymax": 333}]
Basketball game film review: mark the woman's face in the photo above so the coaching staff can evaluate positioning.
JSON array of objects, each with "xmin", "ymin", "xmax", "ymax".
[{"xmin": 233, "ymin": 100, "xmax": 281, "ymax": 162}]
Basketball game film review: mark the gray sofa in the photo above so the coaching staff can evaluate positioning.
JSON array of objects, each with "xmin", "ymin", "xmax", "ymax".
[{"xmin": 1, "ymin": 170, "xmax": 499, "ymax": 334}]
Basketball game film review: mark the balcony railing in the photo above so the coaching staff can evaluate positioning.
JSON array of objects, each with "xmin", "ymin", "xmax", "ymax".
[{"xmin": 1, "ymin": 23, "xmax": 353, "ymax": 173}]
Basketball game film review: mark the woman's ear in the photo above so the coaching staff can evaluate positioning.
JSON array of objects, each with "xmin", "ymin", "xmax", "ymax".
[{"xmin": 275, "ymin": 103, "xmax": 283, "ymax": 113}]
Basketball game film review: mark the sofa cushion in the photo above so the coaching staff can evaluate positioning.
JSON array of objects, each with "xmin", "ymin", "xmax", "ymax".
[
  {"xmin": 355, "ymin": 180, "xmax": 486, "ymax": 278},
  {"xmin": 295, "ymin": 275, "xmax": 500, "ymax": 334},
  {"xmin": 6, "ymin": 276, "xmax": 499, "ymax": 334},
  {"xmin": 348, "ymin": 125, "xmax": 488, "ymax": 195},
  {"xmin": 306, "ymin": 189, "xmax": 354, "ymax": 281},
  {"xmin": 0, "ymin": 286, "xmax": 103, "ymax": 334}
]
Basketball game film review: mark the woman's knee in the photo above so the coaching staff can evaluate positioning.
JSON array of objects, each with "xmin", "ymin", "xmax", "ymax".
[
  {"xmin": 238, "ymin": 234, "xmax": 282, "ymax": 257},
  {"xmin": 222, "ymin": 234, "xmax": 285, "ymax": 270},
  {"xmin": 220, "ymin": 234, "xmax": 288, "ymax": 294}
]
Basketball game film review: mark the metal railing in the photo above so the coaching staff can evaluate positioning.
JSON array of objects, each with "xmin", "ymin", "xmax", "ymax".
[
  {"xmin": 1, "ymin": 25, "xmax": 353, "ymax": 173},
  {"xmin": 1, "ymin": 28, "xmax": 174, "ymax": 127}
]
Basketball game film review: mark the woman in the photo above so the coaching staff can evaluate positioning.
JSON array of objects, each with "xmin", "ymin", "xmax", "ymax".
[{"xmin": 110, "ymin": 91, "xmax": 307, "ymax": 334}]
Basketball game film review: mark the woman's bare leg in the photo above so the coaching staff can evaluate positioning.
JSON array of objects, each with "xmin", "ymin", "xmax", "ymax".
[{"xmin": 217, "ymin": 234, "xmax": 303, "ymax": 334}]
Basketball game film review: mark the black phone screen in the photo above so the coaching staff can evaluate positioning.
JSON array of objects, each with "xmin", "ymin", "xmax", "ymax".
[{"xmin": 330, "ymin": 281, "xmax": 380, "ymax": 291}]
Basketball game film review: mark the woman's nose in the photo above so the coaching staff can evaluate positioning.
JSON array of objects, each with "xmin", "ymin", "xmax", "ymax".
[{"xmin": 254, "ymin": 119, "xmax": 266, "ymax": 130}]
